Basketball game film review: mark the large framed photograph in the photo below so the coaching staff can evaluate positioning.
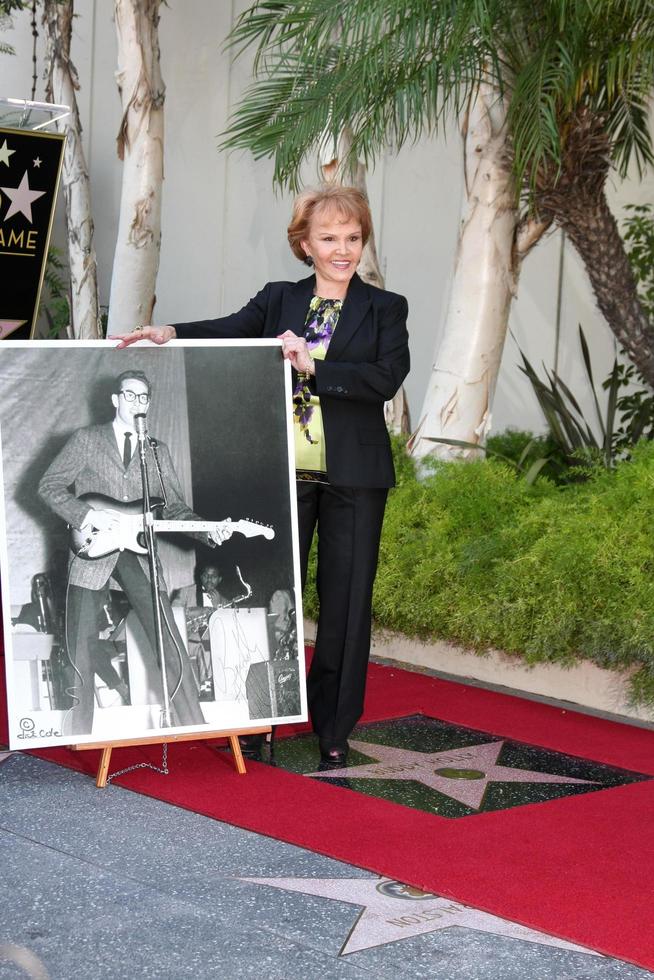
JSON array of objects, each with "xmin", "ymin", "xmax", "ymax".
[{"xmin": 0, "ymin": 340, "xmax": 306, "ymax": 749}]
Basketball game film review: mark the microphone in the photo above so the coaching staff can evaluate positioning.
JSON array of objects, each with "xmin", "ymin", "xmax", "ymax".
[
  {"xmin": 134, "ymin": 413, "xmax": 148, "ymax": 443},
  {"xmin": 31, "ymin": 573, "xmax": 54, "ymax": 633}
]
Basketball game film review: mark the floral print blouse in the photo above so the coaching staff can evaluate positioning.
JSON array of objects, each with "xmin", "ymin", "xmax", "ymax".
[{"xmin": 293, "ymin": 295, "xmax": 343, "ymax": 482}]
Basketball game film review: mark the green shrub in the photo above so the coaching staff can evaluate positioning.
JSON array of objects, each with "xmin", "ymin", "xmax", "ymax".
[
  {"xmin": 486, "ymin": 428, "xmax": 551, "ymax": 463},
  {"xmin": 305, "ymin": 437, "xmax": 654, "ymax": 706},
  {"xmin": 486, "ymin": 427, "xmax": 579, "ymax": 484}
]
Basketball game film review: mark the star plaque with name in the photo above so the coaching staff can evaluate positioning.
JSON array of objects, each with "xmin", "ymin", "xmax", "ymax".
[
  {"xmin": 272, "ymin": 714, "xmax": 651, "ymax": 818},
  {"xmin": 239, "ymin": 874, "xmax": 602, "ymax": 956}
]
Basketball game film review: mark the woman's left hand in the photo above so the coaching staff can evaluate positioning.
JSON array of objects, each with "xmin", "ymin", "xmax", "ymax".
[{"xmin": 277, "ymin": 331, "xmax": 315, "ymax": 375}]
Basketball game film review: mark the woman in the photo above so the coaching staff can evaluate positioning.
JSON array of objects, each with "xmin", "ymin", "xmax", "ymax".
[{"xmin": 116, "ymin": 185, "xmax": 410, "ymax": 765}]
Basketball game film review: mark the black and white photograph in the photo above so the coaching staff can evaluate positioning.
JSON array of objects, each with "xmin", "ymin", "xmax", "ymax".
[{"xmin": 0, "ymin": 340, "xmax": 306, "ymax": 749}]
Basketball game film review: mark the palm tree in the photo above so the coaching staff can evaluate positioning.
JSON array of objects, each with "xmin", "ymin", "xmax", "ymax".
[{"xmin": 220, "ymin": 0, "xmax": 654, "ymax": 457}]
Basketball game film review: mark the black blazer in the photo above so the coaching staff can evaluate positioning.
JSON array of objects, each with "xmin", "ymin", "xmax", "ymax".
[{"xmin": 174, "ymin": 273, "xmax": 410, "ymax": 488}]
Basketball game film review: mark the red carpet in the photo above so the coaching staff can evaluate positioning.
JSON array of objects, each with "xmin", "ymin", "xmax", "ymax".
[{"xmin": 3, "ymin": 653, "xmax": 654, "ymax": 970}]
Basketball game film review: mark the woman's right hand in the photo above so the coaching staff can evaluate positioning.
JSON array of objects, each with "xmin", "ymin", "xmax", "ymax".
[{"xmin": 111, "ymin": 325, "xmax": 177, "ymax": 348}]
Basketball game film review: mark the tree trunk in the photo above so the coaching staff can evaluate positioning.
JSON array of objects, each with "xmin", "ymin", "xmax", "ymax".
[
  {"xmin": 43, "ymin": 0, "xmax": 101, "ymax": 339},
  {"xmin": 408, "ymin": 88, "xmax": 523, "ymax": 460},
  {"xmin": 320, "ymin": 127, "xmax": 410, "ymax": 434},
  {"xmin": 532, "ymin": 107, "xmax": 654, "ymax": 388},
  {"xmin": 558, "ymin": 193, "xmax": 654, "ymax": 387},
  {"xmin": 107, "ymin": 0, "xmax": 164, "ymax": 333}
]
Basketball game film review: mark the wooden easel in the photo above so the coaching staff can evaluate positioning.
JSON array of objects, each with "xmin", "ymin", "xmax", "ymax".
[{"xmin": 73, "ymin": 724, "xmax": 272, "ymax": 788}]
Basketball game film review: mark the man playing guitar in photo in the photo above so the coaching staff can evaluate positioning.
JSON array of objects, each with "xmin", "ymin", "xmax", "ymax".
[{"xmin": 38, "ymin": 369, "xmax": 233, "ymax": 736}]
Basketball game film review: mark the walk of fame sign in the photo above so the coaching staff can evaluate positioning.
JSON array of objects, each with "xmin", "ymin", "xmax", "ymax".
[{"xmin": 0, "ymin": 123, "xmax": 66, "ymax": 339}]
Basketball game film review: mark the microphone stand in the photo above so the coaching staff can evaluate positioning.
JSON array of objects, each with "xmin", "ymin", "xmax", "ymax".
[{"xmin": 134, "ymin": 413, "xmax": 171, "ymax": 728}]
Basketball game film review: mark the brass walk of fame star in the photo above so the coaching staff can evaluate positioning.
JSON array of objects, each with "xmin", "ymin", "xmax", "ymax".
[
  {"xmin": 240, "ymin": 875, "xmax": 602, "ymax": 957},
  {"xmin": 0, "ymin": 752, "xmax": 11, "ymax": 765},
  {"xmin": 307, "ymin": 740, "xmax": 597, "ymax": 809},
  {"xmin": 0, "ymin": 170, "xmax": 46, "ymax": 222}
]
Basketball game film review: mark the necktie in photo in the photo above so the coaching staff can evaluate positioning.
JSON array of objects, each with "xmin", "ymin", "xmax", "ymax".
[{"xmin": 122, "ymin": 431, "xmax": 132, "ymax": 468}]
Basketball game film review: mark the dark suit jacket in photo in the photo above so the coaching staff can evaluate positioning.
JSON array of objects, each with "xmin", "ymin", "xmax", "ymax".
[
  {"xmin": 38, "ymin": 422, "xmax": 202, "ymax": 591},
  {"xmin": 173, "ymin": 273, "xmax": 410, "ymax": 488}
]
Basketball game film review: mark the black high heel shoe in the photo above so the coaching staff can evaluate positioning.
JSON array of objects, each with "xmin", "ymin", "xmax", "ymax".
[{"xmin": 318, "ymin": 740, "xmax": 349, "ymax": 767}]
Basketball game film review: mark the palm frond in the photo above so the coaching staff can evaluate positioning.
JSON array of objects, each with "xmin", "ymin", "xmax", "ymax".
[
  {"xmin": 509, "ymin": 37, "xmax": 573, "ymax": 186},
  {"xmin": 604, "ymin": 85, "xmax": 654, "ymax": 178},
  {"xmin": 0, "ymin": 0, "xmax": 27, "ymax": 13},
  {"xmin": 603, "ymin": 359, "xmax": 622, "ymax": 464},
  {"xmin": 222, "ymin": 0, "xmax": 654, "ymax": 191},
  {"xmin": 222, "ymin": 0, "xmax": 492, "ymax": 188}
]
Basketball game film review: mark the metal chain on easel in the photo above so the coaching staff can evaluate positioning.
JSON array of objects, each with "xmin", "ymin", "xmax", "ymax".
[{"xmin": 105, "ymin": 743, "xmax": 169, "ymax": 785}]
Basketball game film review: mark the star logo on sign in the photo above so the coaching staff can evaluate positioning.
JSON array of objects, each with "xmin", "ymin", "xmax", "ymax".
[
  {"xmin": 240, "ymin": 875, "xmax": 601, "ymax": 957},
  {"xmin": 0, "ymin": 170, "xmax": 46, "ymax": 223},
  {"xmin": 0, "ymin": 140, "xmax": 15, "ymax": 167},
  {"xmin": 308, "ymin": 739, "xmax": 596, "ymax": 809},
  {"xmin": 33, "ymin": 157, "xmax": 42, "ymax": 168}
]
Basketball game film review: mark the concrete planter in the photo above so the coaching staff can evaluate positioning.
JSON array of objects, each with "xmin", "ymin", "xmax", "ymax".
[{"xmin": 303, "ymin": 620, "xmax": 653, "ymax": 726}]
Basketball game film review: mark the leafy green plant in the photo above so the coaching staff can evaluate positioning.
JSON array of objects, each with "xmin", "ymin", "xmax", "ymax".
[
  {"xmin": 424, "ymin": 434, "xmax": 553, "ymax": 485},
  {"xmin": 518, "ymin": 325, "xmax": 621, "ymax": 472},
  {"xmin": 369, "ymin": 441, "xmax": 654, "ymax": 705},
  {"xmin": 623, "ymin": 203, "xmax": 654, "ymax": 321},
  {"xmin": 0, "ymin": 0, "xmax": 27, "ymax": 54},
  {"xmin": 516, "ymin": 203, "xmax": 654, "ymax": 461},
  {"xmin": 304, "ymin": 437, "xmax": 654, "ymax": 703},
  {"xmin": 607, "ymin": 204, "xmax": 654, "ymax": 450},
  {"xmin": 486, "ymin": 429, "xmax": 546, "ymax": 462},
  {"xmin": 606, "ymin": 362, "xmax": 654, "ymax": 452},
  {"xmin": 486, "ymin": 429, "xmax": 572, "ymax": 483},
  {"xmin": 429, "ymin": 325, "xmax": 624, "ymax": 481},
  {"xmin": 40, "ymin": 246, "xmax": 71, "ymax": 337}
]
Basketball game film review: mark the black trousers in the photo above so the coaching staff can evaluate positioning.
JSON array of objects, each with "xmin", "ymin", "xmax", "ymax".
[
  {"xmin": 297, "ymin": 482, "xmax": 388, "ymax": 747},
  {"xmin": 64, "ymin": 551, "xmax": 205, "ymax": 735}
]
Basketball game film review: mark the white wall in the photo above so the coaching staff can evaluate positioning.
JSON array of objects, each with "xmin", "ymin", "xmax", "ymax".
[{"xmin": 1, "ymin": 0, "xmax": 652, "ymax": 434}]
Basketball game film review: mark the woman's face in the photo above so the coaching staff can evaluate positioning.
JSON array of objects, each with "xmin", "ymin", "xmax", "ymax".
[{"xmin": 301, "ymin": 208, "xmax": 363, "ymax": 297}]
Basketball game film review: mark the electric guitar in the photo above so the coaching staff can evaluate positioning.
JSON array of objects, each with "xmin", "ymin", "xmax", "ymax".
[{"xmin": 70, "ymin": 493, "xmax": 274, "ymax": 560}]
